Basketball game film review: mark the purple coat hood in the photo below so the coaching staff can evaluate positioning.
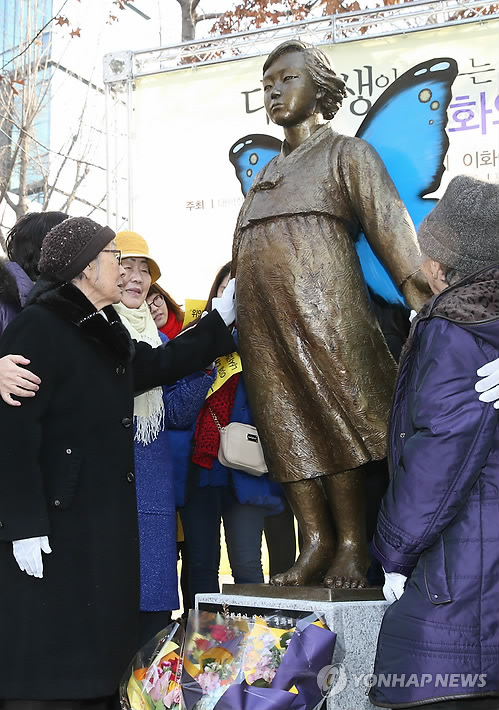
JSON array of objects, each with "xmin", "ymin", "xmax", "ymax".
[{"xmin": 370, "ymin": 265, "xmax": 499, "ymax": 708}]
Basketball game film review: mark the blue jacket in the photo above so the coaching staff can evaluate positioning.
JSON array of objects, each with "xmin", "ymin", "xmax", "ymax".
[
  {"xmin": 170, "ymin": 371, "xmax": 285, "ymax": 514},
  {"xmin": 134, "ymin": 332, "xmax": 215, "ymax": 611},
  {"xmin": 370, "ymin": 266, "xmax": 499, "ymax": 707}
]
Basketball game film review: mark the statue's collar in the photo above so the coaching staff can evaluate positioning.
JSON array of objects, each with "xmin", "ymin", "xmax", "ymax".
[{"xmin": 281, "ymin": 122, "xmax": 331, "ymax": 159}]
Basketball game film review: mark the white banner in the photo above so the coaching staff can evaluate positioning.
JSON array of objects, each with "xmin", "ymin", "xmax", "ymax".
[{"xmin": 132, "ymin": 20, "xmax": 499, "ymax": 303}]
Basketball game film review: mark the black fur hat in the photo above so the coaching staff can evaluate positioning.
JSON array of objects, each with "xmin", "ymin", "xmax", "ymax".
[{"xmin": 38, "ymin": 217, "xmax": 115, "ymax": 282}]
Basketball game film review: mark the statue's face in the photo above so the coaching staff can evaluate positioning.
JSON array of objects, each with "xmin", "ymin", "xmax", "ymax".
[{"xmin": 263, "ymin": 51, "xmax": 319, "ymax": 127}]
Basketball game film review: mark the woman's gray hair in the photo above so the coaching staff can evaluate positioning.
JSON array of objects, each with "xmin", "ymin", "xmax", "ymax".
[
  {"xmin": 263, "ymin": 40, "xmax": 347, "ymax": 120},
  {"xmin": 443, "ymin": 266, "xmax": 466, "ymax": 286}
]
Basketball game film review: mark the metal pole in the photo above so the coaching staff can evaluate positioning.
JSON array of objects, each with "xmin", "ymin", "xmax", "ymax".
[
  {"xmin": 105, "ymin": 83, "xmax": 113, "ymax": 227},
  {"xmin": 127, "ymin": 78, "xmax": 134, "ymax": 230}
]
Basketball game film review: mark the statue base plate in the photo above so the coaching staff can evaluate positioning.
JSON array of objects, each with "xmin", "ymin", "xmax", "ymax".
[{"xmin": 222, "ymin": 582, "xmax": 384, "ymax": 602}]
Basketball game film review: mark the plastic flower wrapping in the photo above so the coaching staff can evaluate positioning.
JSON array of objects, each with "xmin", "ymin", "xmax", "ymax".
[
  {"xmin": 120, "ymin": 621, "xmax": 184, "ymax": 710},
  {"xmin": 181, "ymin": 611, "xmax": 336, "ymax": 710},
  {"xmin": 181, "ymin": 611, "xmax": 250, "ymax": 710}
]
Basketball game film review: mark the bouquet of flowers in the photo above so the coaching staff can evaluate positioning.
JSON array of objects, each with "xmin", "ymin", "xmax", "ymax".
[
  {"xmin": 181, "ymin": 611, "xmax": 250, "ymax": 710},
  {"xmin": 181, "ymin": 611, "xmax": 336, "ymax": 710},
  {"xmin": 120, "ymin": 621, "xmax": 184, "ymax": 710}
]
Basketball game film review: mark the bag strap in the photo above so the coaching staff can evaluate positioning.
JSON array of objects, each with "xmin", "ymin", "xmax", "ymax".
[{"xmin": 209, "ymin": 406, "xmax": 224, "ymax": 433}]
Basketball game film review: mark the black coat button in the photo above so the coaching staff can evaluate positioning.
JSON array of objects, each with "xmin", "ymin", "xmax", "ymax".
[
  {"xmin": 126, "ymin": 472, "xmax": 135, "ymax": 483},
  {"xmin": 121, "ymin": 417, "xmax": 132, "ymax": 428},
  {"xmin": 0, "ymin": 521, "xmax": 4, "ymax": 528},
  {"xmin": 115, "ymin": 366, "xmax": 126, "ymax": 375},
  {"xmin": 54, "ymin": 499, "xmax": 61, "ymax": 507}
]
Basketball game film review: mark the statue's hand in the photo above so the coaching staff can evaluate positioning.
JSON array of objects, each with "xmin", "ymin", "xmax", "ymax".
[{"xmin": 400, "ymin": 270, "xmax": 432, "ymax": 312}]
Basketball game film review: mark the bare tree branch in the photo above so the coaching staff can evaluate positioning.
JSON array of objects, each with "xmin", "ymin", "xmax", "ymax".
[
  {"xmin": 196, "ymin": 12, "xmax": 223, "ymax": 22},
  {"xmin": 0, "ymin": 115, "xmax": 105, "ymax": 171},
  {"xmin": 0, "ymin": 0, "xmax": 107, "ymax": 221},
  {"xmin": 0, "ymin": 0, "xmax": 69, "ymax": 73},
  {"xmin": 61, "ymin": 162, "xmax": 91, "ymax": 212},
  {"xmin": 48, "ymin": 184, "xmax": 106, "ymax": 213},
  {"xmin": 85, "ymin": 193, "xmax": 107, "ymax": 218},
  {"xmin": 3, "ymin": 191, "xmax": 16, "ymax": 211}
]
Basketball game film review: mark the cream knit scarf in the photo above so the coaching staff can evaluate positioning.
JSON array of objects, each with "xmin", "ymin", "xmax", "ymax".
[{"xmin": 114, "ymin": 301, "xmax": 165, "ymax": 445}]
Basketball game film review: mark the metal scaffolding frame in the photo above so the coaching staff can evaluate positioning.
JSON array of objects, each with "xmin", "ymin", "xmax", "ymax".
[
  {"xmin": 104, "ymin": 0, "xmax": 498, "ymax": 82},
  {"xmin": 103, "ymin": 0, "xmax": 499, "ymax": 228}
]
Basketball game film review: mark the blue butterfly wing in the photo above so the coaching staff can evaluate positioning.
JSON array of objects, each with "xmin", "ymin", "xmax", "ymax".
[
  {"xmin": 229, "ymin": 134, "xmax": 281, "ymax": 196},
  {"xmin": 355, "ymin": 58, "xmax": 458, "ymax": 304}
]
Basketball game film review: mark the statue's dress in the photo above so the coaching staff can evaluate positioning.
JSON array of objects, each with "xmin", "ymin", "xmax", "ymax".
[{"xmin": 232, "ymin": 124, "xmax": 422, "ymax": 483}]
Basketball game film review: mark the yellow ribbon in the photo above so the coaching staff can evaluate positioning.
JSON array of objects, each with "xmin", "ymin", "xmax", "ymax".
[
  {"xmin": 183, "ymin": 299, "xmax": 242, "ymax": 397},
  {"xmin": 183, "ymin": 299, "xmax": 207, "ymax": 327},
  {"xmin": 206, "ymin": 352, "xmax": 242, "ymax": 398}
]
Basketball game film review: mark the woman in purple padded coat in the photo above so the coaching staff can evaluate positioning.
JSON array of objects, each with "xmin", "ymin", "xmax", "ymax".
[
  {"xmin": 0, "ymin": 212, "xmax": 68, "ymax": 403},
  {"xmin": 370, "ymin": 176, "xmax": 499, "ymax": 709},
  {"xmin": 0, "ymin": 212, "xmax": 67, "ymax": 336}
]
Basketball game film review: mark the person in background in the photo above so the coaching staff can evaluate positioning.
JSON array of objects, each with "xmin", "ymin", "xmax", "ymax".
[
  {"xmin": 146, "ymin": 282, "xmax": 185, "ymax": 339},
  {"xmin": 174, "ymin": 262, "xmax": 289, "ymax": 610},
  {"xmin": 114, "ymin": 231, "xmax": 216, "ymax": 645},
  {"xmin": 0, "ymin": 217, "xmax": 235, "ymax": 707},
  {"xmin": 145, "ymin": 282, "xmax": 192, "ymax": 613},
  {"xmin": 0, "ymin": 212, "xmax": 67, "ymax": 399},
  {"xmin": 370, "ymin": 176, "xmax": 499, "ymax": 708}
]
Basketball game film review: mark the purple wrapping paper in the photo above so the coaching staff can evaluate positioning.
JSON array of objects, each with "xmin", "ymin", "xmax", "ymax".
[
  {"xmin": 214, "ymin": 681, "xmax": 301, "ymax": 709},
  {"xmin": 181, "ymin": 670, "xmax": 204, "ymax": 710},
  {"xmin": 214, "ymin": 623, "xmax": 336, "ymax": 710}
]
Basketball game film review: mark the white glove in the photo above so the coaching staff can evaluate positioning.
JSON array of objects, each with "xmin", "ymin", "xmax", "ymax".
[
  {"xmin": 475, "ymin": 357, "xmax": 499, "ymax": 409},
  {"xmin": 382, "ymin": 569, "xmax": 407, "ymax": 604},
  {"xmin": 211, "ymin": 278, "xmax": 236, "ymax": 326},
  {"xmin": 13, "ymin": 536, "xmax": 52, "ymax": 578}
]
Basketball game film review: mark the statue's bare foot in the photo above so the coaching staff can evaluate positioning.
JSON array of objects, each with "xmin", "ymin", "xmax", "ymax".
[
  {"xmin": 271, "ymin": 541, "xmax": 334, "ymax": 587},
  {"xmin": 322, "ymin": 542, "xmax": 369, "ymax": 589}
]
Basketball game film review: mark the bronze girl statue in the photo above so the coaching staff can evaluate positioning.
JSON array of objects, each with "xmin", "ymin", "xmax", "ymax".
[{"xmin": 232, "ymin": 40, "xmax": 430, "ymax": 589}]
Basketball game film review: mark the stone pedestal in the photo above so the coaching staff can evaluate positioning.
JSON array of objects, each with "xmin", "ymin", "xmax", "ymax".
[{"xmin": 196, "ymin": 591, "xmax": 388, "ymax": 710}]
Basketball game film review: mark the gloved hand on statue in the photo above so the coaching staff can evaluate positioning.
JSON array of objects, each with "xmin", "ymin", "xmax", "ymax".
[
  {"xmin": 12, "ymin": 536, "xmax": 52, "ymax": 578},
  {"xmin": 211, "ymin": 277, "xmax": 236, "ymax": 326},
  {"xmin": 382, "ymin": 569, "xmax": 407, "ymax": 604},
  {"xmin": 475, "ymin": 357, "xmax": 499, "ymax": 410}
]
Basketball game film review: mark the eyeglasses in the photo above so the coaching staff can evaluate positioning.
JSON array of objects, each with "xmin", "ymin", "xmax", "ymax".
[
  {"xmin": 147, "ymin": 294, "xmax": 165, "ymax": 310},
  {"xmin": 102, "ymin": 249, "xmax": 122, "ymax": 264}
]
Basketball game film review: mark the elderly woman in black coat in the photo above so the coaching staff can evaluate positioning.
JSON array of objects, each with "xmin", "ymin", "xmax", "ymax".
[{"xmin": 0, "ymin": 217, "xmax": 235, "ymax": 709}]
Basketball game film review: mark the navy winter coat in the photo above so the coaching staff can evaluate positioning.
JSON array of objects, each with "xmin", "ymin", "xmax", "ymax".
[
  {"xmin": 370, "ymin": 266, "xmax": 499, "ymax": 708},
  {"xmin": 135, "ymin": 350, "xmax": 215, "ymax": 611}
]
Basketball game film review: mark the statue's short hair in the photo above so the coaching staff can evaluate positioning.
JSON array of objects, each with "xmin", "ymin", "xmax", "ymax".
[{"xmin": 263, "ymin": 40, "xmax": 346, "ymax": 120}]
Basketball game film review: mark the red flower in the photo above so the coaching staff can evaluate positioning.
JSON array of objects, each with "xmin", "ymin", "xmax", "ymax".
[
  {"xmin": 195, "ymin": 638, "xmax": 211, "ymax": 651},
  {"xmin": 210, "ymin": 625, "xmax": 232, "ymax": 642},
  {"xmin": 168, "ymin": 657, "xmax": 179, "ymax": 674}
]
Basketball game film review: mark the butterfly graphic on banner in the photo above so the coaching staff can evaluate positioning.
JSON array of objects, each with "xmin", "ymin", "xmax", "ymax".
[{"xmin": 229, "ymin": 58, "xmax": 458, "ymax": 306}]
